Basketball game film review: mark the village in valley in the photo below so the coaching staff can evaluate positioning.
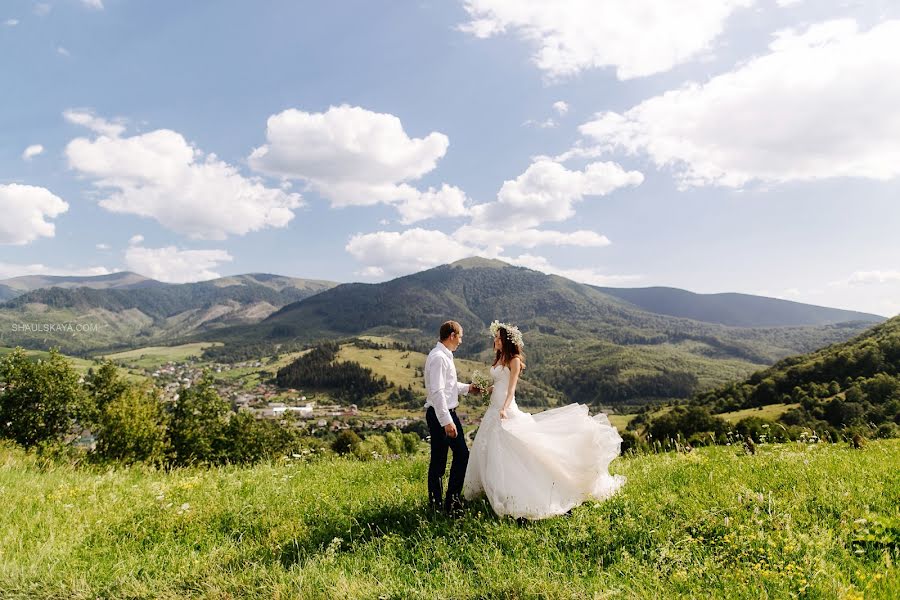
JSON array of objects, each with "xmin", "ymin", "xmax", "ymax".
[{"xmin": 103, "ymin": 342, "xmax": 423, "ymax": 437}]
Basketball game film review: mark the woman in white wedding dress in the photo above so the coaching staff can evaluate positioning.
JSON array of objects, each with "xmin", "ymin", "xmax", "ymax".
[{"xmin": 463, "ymin": 321, "xmax": 626, "ymax": 520}]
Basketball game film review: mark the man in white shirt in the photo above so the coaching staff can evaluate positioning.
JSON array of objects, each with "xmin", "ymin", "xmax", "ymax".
[{"xmin": 424, "ymin": 320, "xmax": 478, "ymax": 514}]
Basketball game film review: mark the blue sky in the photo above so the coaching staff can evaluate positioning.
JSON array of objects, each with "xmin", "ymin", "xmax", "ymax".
[{"xmin": 1, "ymin": 0, "xmax": 899, "ymax": 317}]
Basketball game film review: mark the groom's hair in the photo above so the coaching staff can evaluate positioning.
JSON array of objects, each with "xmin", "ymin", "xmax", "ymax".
[{"xmin": 439, "ymin": 320, "xmax": 462, "ymax": 341}]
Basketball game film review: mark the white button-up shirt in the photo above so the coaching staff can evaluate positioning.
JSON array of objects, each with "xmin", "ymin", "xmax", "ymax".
[{"xmin": 424, "ymin": 342, "xmax": 470, "ymax": 427}]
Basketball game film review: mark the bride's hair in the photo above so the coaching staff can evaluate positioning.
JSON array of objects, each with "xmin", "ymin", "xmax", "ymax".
[{"xmin": 493, "ymin": 326, "xmax": 526, "ymax": 369}]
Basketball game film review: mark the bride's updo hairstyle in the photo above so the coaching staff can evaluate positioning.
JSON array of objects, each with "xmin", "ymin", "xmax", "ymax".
[{"xmin": 493, "ymin": 326, "xmax": 526, "ymax": 369}]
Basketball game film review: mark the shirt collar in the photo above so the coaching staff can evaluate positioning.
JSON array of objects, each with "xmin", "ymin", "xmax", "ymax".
[{"xmin": 434, "ymin": 342, "xmax": 453, "ymax": 358}]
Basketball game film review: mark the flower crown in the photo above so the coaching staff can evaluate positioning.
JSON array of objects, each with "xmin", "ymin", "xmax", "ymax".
[{"xmin": 489, "ymin": 319, "xmax": 524, "ymax": 349}]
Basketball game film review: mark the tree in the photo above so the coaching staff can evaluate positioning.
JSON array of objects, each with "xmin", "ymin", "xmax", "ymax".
[
  {"xmin": 83, "ymin": 359, "xmax": 130, "ymax": 427},
  {"xmin": 168, "ymin": 372, "xmax": 230, "ymax": 465},
  {"xmin": 95, "ymin": 384, "xmax": 168, "ymax": 465},
  {"xmin": 222, "ymin": 411, "xmax": 298, "ymax": 464},
  {"xmin": 332, "ymin": 430, "xmax": 362, "ymax": 456},
  {"xmin": 0, "ymin": 348, "xmax": 88, "ymax": 448}
]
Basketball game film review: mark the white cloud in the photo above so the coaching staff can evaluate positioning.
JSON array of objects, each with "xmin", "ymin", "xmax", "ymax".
[
  {"xmin": 0, "ymin": 262, "xmax": 113, "ymax": 279},
  {"xmin": 82, "ymin": 0, "xmax": 104, "ymax": 9},
  {"xmin": 34, "ymin": 4, "xmax": 51, "ymax": 17},
  {"xmin": 57, "ymin": 46, "xmax": 70, "ymax": 57},
  {"xmin": 22, "ymin": 144, "xmax": 44, "ymax": 160},
  {"xmin": 128, "ymin": 234, "xmax": 144, "ymax": 245},
  {"xmin": 4, "ymin": 19, "xmax": 19, "ymax": 26},
  {"xmin": 459, "ymin": 0, "xmax": 753, "ymax": 79},
  {"xmin": 502, "ymin": 253, "xmax": 642, "ymax": 286},
  {"xmin": 0, "ymin": 184, "xmax": 69, "ymax": 245},
  {"xmin": 523, "ymin": 118, "xmax": 556, "ymax": 129},
  {"xmin": 578, "ymin": 20, "xmax": 900, "ymax": 187},
  {"xmin": 345, "ymin": 229, "xmax": 480, "ymax": 277},
  {"xmin": 96, "ymin": 243, "xmax": 110, "ymax": 250},
  {"xmin": 249, "ymin": 105, "xmax": 468, "ymax": 223},
  {"xmin": 124, "ymin": 245, "xmax": 233, "ymax": 283},
  {"xmin": 776, "ymin": 0, "xmax": 803, "ymax": 6},
  {"xmin": 63, "ymin": 109, "xmax": 125, "ymax": 137},
  {"xmin": 455, "ymin": 225, "xmax": 610, "ymax": 249},
  {"xmin": 552, "ymin": 101, "xmax": 569, "ymax": 115},
  {"xmin": 470, "ymin": 159, "xmax": 643, "ymax": 228},
  {"xmin": 831, "ymin": 270, "xmax": 900, "ymax": 286},
  {"xmin": 65, "ymin": 114, "xmax": 303, "ymax": 240},
  {"xmin": 344, "ymin": 228, "xmax": 636, "ymax": 286}
]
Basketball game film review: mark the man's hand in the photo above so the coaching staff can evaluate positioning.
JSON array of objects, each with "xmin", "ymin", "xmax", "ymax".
[
  {"xmin": 444, "ymin": 422, "xmax": 458, "ymax": 438},
  {"xmin": 469, "ymin": 384, "xmax": 481, "ymax": 394}
]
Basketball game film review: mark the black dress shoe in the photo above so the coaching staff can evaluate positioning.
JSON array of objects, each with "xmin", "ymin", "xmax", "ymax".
[{"xmin": 444, "ymin": 495, "xmax": 465, "ymax": 516}]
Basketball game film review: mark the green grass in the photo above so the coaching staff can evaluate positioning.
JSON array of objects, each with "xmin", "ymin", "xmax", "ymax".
[
  {"xmin": 1, "ymin": 440, "xmax": 897, "ymax": 598},
  {"xmin": 100, "ymin": 343, "xmax": 222, "ymax": 369},
  {"xmin": 719, "ymin": 403, "xmax": 801, "ymax": 424},
  {"xmin": 0, "ymin": 346, "xmax": 97, "ymax": 374}
]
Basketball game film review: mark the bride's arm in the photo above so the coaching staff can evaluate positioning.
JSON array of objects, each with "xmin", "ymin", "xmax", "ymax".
[{"xmin": 499, "ymin": 357, "xmax": 522, "ymax": 419}]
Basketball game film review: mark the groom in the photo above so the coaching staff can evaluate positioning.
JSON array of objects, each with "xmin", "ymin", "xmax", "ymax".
[{"xmin": 424, "ymin": 320, "xmax": 478, "ymax": 515}]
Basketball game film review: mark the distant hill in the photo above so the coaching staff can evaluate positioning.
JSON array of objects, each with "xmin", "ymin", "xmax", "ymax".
[
  {"xmin": 0, "ymin": 271, "xmax": 161, "ymax": 299},
  {"xmin": 594, "ymin": 286, "xmax": 884, "ymax": 327},
  {"xmin": 0, "ymin": 274, "xmax": 337, "ymax": 353},
  {"xmin": 204, "ymin": 259, "xmax": 881, "ymax": 407},
  {"xmin": 689, "ymin": 315, "xmax": 900, "ymax": 438}
]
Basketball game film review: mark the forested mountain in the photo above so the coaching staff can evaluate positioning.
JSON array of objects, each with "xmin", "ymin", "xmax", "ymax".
[
  {"xmin": 694, "ymin": 315, "xmax": 900, "ymax": 430},
  {"xmin": 0, "ymin": 274, "xmax": 336, "ymax": 353},
  {"xmin": 594, "ymin": 286, "xmax": 884, "ymax": 327},
  {"xmin": 0, "ymin": 271, "xmax": 160, "ymax": 300},
  {"xmin": 206, "ymin": 259, "xmax": 881, "ymax": 407}
]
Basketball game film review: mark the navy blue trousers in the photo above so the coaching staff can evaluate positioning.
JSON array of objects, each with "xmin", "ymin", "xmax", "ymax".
[{"xmin": 426, "ymin": 406, "xmax": 469, "ymax": 510}]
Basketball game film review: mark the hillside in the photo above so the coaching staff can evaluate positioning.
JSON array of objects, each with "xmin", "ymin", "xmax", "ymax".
[
  {"xmin": 1, "ymin": 441, "xmax": 897, "ymax": 598},
  {"xmin": 594, "ymin": 286, "xmax": 885, "ymax": 327},
  {"xmin": 205, "ymin": 259, "xmax": 879, "ymax": 408},
  {"xmin": 0, "ymin": 274, "xmax": 337, "ymax": 353},
  {"xmin": 691, "ymin": 315, "xmax": 900, "ymax": 433},
  {"xmin": 0, "ymin": 271, "xmax": 161, "ymax": 298}
]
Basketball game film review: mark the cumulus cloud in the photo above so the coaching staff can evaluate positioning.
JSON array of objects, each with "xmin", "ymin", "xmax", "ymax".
[
  {"xmin": 345, "ymin": 229, "xmax": 479, "ymax": 277},
  {"xmin": 552, "ymin": 101, "xmax": 569, "ymax": 115},
  {"xmin": 63, "ymin": 109, "xmax": 126, "ymax": 137},
  {"xmin": 523, "ymin": 118, "xmax": 556, "ymax": 129},
  {"xmin": 22, "ymin": 144, "xmax": 44, "ymax": 160},
  {"xmin": 346, "ymin": 158, "xmax": 641, "ymax": 279},
  {"xmin": 65, "ymin": 112, "xmax": 302, "ymax": 239},
  {"xmin": 470, "ymin": 159, "xmax": 643, "ymax": 228},
  {"xmin": 344, "ymin": 228, "xmax": 636, "ymax": 285},
  {"xmin": 249, "ymin": 105, "xmax": 469, "ymax": 223},
  {"xmin": 454, "ymin": 225, "xmax": 610, "ymax": 249},
  {"xmin": 57, "ymin": 46, "xmax": 71, "ymax": 57},
  {"xmin": 0, "ymin": 184, "xmax": 69, "ymax": 245},
  {"xmin": 4, "ymin": 19, "xmax": 19, "ymax": 26},
  {"xmin": 502, "ymin": 253, "xmax": 642, "ymax": 286},
  {"xmin": 96, "ymin": 243, "xmax": 110, "ymax": 250},
  {"xmin": 459, "ymin": 0, "xmax": 753, "ymax": 79},
  {"xmin": 128, "ymin": 234, "xmax": 144, "ymax": 245},
  {"xmin": 124, "ymin": 245, "xmax": 233, "ymax": 283},
  {"xmin": 830, "ymin": 270, "xmax": 900, "ymax": 286},
  {"xmin": 82, "ymin": 0, "xmax": 104, "ymax": 9},
  {"xmin": 578, "ymin": 19, "xmax": 900, "ymax": 187},
  {"xmin": 0, "ymin": 262, "xmax": 113, "ymax": 279}
]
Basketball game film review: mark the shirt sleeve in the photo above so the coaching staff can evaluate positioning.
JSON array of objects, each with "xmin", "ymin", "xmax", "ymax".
[
  {"xmin": 426, "ymin": 356, "xmax": 454, "ymax": 427},
  {"xmin": 456, "ymin": 381, "xmax": 470, "ymax": 395}
]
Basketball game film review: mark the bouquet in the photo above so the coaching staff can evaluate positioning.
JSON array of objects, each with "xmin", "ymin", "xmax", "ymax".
[{"xmin": 470, "ymin": 370, "xmax": 492, "ymax": 406}]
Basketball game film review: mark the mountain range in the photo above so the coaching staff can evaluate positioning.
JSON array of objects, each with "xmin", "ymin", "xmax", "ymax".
[
  {"xmin": 1, "ymin": 258, "xmax": 887, "ymax": 406},
  {"xmin": 0, "ymin": 273, "xmax": 336, "ymax": 352}
]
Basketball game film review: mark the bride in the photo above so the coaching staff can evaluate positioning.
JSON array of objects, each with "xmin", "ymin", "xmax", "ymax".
[{"xmin": 463, "ymin": 320, "xmax": 626, "ymax": 520}]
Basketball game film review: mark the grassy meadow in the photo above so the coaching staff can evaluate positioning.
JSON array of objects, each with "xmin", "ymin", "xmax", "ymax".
[{"xmin": 1, "ymin": 440, "xmax": 897, "ymax": 599}]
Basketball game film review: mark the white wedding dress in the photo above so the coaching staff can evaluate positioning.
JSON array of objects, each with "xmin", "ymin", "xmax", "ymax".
[{"xmin": 463, "ymin": 364, "xmax": 626, "ymax": 519}]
